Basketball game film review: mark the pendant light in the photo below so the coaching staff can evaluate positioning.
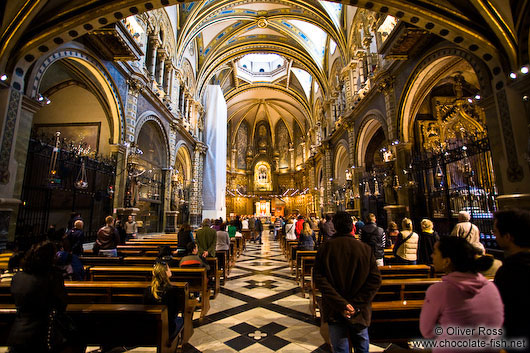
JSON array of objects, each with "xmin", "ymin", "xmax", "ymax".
[
  {"xmin": 74, "ymin": 158, "xmax": 88, "ymax": 189},
  {"xmin": 48, "ymin": 132, "xmax": 61, "ymax": 185}
]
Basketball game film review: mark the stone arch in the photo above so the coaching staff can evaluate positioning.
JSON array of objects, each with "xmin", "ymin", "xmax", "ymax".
[
  {"xmin": 135, "ymin": 111, "xmax": 170, "ymax": 168},
  {"xmin": 356, "ymin": 117, "xmax": 385, "ymax": 168},
  {"xmin": 175, "ymin": 142, "xmax": 193, "ymax": 185},
  {"xmin": 398, "ymin": 46, "xmax": 494, "ymax": 144},
  {"xmin": 334, "ymin": 140, "xmax": 349, "ymax": 186},
  {"xmin": 26, "ymin": 46, "xmax": 125, "ymax": 144}
]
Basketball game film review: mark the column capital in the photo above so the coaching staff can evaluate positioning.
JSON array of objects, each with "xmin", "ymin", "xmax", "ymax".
[{"xmin": 195, "ymin": 142, "xmax": 208, "ymax": 154}]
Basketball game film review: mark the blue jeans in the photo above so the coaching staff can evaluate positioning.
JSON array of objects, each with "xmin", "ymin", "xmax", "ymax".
[{"xmin": 328, "ymin": 323, "xmax": 369, "ymax": 353}]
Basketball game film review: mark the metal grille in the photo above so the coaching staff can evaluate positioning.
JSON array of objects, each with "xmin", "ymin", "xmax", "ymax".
[{"xmin": 15, "ymin": 140, "xmax": 116, "ymax": 249}]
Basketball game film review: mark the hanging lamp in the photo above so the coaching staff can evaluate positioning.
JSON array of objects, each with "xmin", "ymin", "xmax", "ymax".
[{"xmin": 74, "ymin": 158, "xmax": 88, "ymax": 189}]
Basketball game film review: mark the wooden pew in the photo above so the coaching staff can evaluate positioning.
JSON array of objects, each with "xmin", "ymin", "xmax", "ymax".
[
  {"xmin": 378, "ymin": 265, "xmax": 431, "ymax": 279},
  {"xmin": 87, "ymin": 266, "xmax": 210, "ymax": 321},
  {"xmin": 0, "ymin": 280, "xmax": 194, "ymax": 345},
  {"xmin": 299, "ymin": 255, "xmax": 316, "ymax": 297},
  {"xmin": 294, "ymin": 250, "xmax": 317, "ymax": 280},
  {"xmin": 0, "ymin": 304, "xmax": 181, "ymax": 353}
]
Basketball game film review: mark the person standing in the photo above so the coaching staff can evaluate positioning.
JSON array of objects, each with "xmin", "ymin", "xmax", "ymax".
[
  {"xmin": 176, "ymin": 223, "xmax": 194, "ymax": 256},
  {"xmin": 393, "ymin": 218, "xmax": 419, "ymax": 265},
  {"xmin": 124, "ymin": 215, "xmax": 138, "ymax": 240},
  {"xmin": 95, "ymin": 216, "xmax": 121, "ymax": 256},
  {"xmin": 314, "ymin": 211, "xmax": 381, "ymax": 353},
  {"xmin": 299, "ymin": 222, "xmax": 316, "ymax": 251},
  {"xmin": 318, "ymin": 214, "xmax": 336, "ymax": 244},
  {"xmin": 295, "ymin": 215, "xmax": 305, "ymax": 239},
  {"xmin": 360, "ymin": 214, "xmax": 385, "ymax": 266},
  {"xmin": 195, "ymin": 219, "xmax": 217, "ymax": 257},
  {"xmin": 254, "ymin": 217, "xmax": 263, "ymax": 244},
  {"xmin": 65, "ymin": 219, "xmax": 84, "ymax": 256},
  {"xmin": 493, "ymin": 209, "xmax": 530, "ymax": 353},
  {"xmin": 216, "ymin": 223, "xmax": 230, "ymax": 252},
  {"xmin": 273, "ymin": 216, "xmax": 282, "ymax": 240},
  {"xmin": 285, "ymin": 217, "xmax": 297, "ymax": 241},
  {"xmin": 249, "ymin": 215, "xmax": 256, "ymax": 241},
  {"xmin": 417, "ymin": 219, "xmax": 439, "ymax": 265},
  {"xmin": 450, "ymin": 210, "xmax": 484, "ymax": 253}
]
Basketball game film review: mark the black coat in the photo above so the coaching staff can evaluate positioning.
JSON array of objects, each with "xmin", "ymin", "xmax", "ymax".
[
  {"xmin": 9, "ymin": 269, "xmax": 67, "ymax": 350},
  {"xmin": 360, "ymin": 222, "xmax": 385, "ymax": 260},
  {"xmin": 144, "ymin": 285, "xmax": 185, "ymax": 337},
  {"xmin": 417, "ymin": 231, "xmax": 439, "ymax": 264},
  {"xmin": 314, "ymin": 233, "xmax": 381, "ymax": 327}
]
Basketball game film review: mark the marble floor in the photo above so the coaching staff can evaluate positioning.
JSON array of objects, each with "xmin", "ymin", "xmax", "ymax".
[{"xmin": 183, "ymin": 234, "xmax": 329, "ymax": 353}]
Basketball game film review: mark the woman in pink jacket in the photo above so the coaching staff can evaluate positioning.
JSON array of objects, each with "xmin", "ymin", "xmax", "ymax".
[{"xmin": 420, "ymin": 236, "xmax": 504, "ymax": 352}]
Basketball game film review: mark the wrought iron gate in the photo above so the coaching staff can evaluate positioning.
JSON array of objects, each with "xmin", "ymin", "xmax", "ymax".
[{"xmin": 16, "ymin": 139, "xmax": 116, "ymax": 249}]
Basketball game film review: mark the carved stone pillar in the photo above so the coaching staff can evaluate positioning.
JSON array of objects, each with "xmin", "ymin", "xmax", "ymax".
[
  {"xmin": 147, "ymin": 36, "xmax": 159, "ymax": 79},
  {"xmin": 110, "ymin": 144, "xmax": 127, "ymax": 212},
  {"xmin": 156, "ymin": 50, "xmax": 166, "ymax": 89},
  {"xmin": 347, "ymin": 122, "xmax": 355, "ymax": 167},
  {"xmin": 189, "ymin": 143, "xmax": 207, "ymax": 227},
  {"xmin": 379, "ymin": 76, "xmax": 397, "ymax": 140},
  {"xmin": 322, "ymin": 141, "xmax": 334, "ymax": 214},
  {"xmin": 231, "ymin": 148, "xmax": 237, "ymax": 172},
  {"xmin": 164, "ymin": 60, "xmax": 172, "ymax": 97},
  {"xmin": 125, "ymin": 79, "xmax": 142, "ymax": 143},
  {"xmin": 394, "ymin": 142, "xmax": 413, "ymax": 213}
]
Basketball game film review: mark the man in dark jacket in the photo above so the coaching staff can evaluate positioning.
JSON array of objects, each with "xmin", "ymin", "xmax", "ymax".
[
  {"xmin": 493, "ymin": 209, "xmax": 530, "ymax": 353},
  {"xmin": 95, "ymin": 216, "xmax": 121, "ymax": 256},
  {"xmin": 360, "ymin": 213, "xmax": 385, "ymax": 266},
  {"xmin": 254, "ymin": 217, "xmax": 263, "ymax": 244},
  {"xmin": 314, "ymin": 211, "xmax": 381, "ymax": 353},
  {"xmin": 65, "ymin": 219, "xmax": 84, "ymax": 256},
  {"xmin": 318, "ymin": 213, "xmax": 335, "ymax": 244}
]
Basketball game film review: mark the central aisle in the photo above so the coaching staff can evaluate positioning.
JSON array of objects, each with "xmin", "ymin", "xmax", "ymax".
[{"xmin": 184, "ymin": 233, "xmax": 329, "ymax": 353}]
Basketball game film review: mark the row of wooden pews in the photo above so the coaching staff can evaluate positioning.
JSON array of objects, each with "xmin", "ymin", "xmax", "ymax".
[
  {"xmin": 278, "ymin": 231, "xmax": 436, "ymax": 344},
  {"xmin": 0, "ymin": 232, "xmax": 242, "ymax": 352}
]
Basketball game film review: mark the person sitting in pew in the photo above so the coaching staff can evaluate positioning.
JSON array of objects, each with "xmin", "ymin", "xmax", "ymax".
[
  {"xmin": 0, "ymin": 252, "xmax": 23, "ymax": 283},
  {"xmin": 420, "ymin": 236, "xmax": 503, "ymax": 351},
  {"xmin": 144, "ymin": 262, "xmax": 185, "ymax": 340},
  {"xmin": 299, "ymin": 222, "xmax": 316, "ymax": 251},
  {"xmin": 179, "ymin": 242, "xmax": 210, "ymax": 271},
  {"xmin": 158, "ymin": 245, "xmax": 174, "ymax": 263},
  {"xmin": 9, "ymin": 241, "xmax": 84, "ymax": 353}
]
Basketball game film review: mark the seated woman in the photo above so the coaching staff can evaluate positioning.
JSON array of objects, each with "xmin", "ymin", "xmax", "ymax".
[
  {"xmin": 420, "ymin": 236, "xmax": 504, "ymax": 352},
  {"xmin": 144, "ymin": 262, "xmax": 185, "ymax": 339},
  {"xmin": 298, "ymin": 222, "xmax": 316, "ymax": 251}
]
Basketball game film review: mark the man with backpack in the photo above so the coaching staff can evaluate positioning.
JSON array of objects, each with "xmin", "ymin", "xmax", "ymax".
[{"xmin": 360, "ymin": 214, "xmax": 385, "ymax": 266}]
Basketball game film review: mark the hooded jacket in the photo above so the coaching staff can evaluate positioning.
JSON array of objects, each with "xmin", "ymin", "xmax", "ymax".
[
  {"xmin": 360, "ymin": 222, "xmax": 385, "ymax": 260},
  {"xmin": 420, "ymin": 272, "xmax": 504, "ymax": 353}
]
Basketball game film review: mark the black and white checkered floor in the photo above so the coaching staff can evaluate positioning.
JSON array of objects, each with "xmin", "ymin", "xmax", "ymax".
[{"xmin": 182, "ymin": 235, "xmax": 330, "ymax": 353}]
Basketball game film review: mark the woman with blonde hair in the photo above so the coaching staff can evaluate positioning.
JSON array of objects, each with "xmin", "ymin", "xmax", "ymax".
[
  {"xmin": 144, "ymin": 262, "xmax": 183, "ymax": 337},
  {"xmin": 299, "ymin": 221, "xmax": 316, "ymax": 251},
  {"xmin": 285, "ymin": 217, "xmax": 297, "ymax": 240},
  {"xmin": 393, "ymin": 218, "xmax": 419, "ymax": 265},
  {"xmin": 417, "ymin": 218, "xmax": 439, "ymax": 264}
]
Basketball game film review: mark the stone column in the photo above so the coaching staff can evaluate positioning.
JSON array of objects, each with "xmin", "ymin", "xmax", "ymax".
[
  {"xmin": 322, "ymin": 141, "xmax": 334, "ymax": 214},
  {"xmin": 394, "ymin": 142, "xmax": 413, "ymax": 214},
  {"xmin": 156, "ymin": 50, "xmax": 166, "ymax": 89},
  {"xmin": 189, "ymin": 143, "xmax": 207, "ymax": 227},
  {"xmin": 0, "ymin": 90, "xmax": 39, "ymax": 243},
  {"xmin": 147, "ymin": 36, "xmax": 159, "ymax": 79},
  {"xmin": 125, "ymin": 79, "xmax": 142, "ymax": 143},
  {"xmin": 110, "ymin": 144, "xmax": 127, "ymax": 211},
  {"xmin": 347, "ymin": 122, "xmax": 355, "ymax": 167},
  {"xmin": 231, "ymin": 148, "xmax": 237, "ymax": 172},
  {"xmin": 161, "ymin": 167, "xmax": 172, "ymax": 232},
  {"xmin": 163, "ymin": 60, "xmax": 172, "ymax": 98},
  {"xmin": 379, "ymin": 76, "xmax": 396, "ymax": 140}
]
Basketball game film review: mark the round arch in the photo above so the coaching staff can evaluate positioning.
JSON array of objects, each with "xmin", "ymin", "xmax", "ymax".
[
  {"xmin": 334, "ymin": 140, "xmax": 349, "ymax": 186},
  {"xmin": 135, "ymin": 112, "xmax": 170, "ymax": 168},
  {"xmin": 356, "ymin": 118, "xmax": 384, "ymax": 168},
  {"xmin": 26, "ymin": 46, "xmax": 125, "ymax": 144},
  {"xmin": 175, "ymin": 142, "xmax": 193, "ymax": 184},
  {"xmin": 398, "ymin": 46, "xmax": 493, "ymax": 144}
]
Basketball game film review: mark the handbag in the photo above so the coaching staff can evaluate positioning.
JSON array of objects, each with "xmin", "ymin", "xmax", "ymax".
[{"xmin": 47, "ymin": 309, "xmax": 77, "ymax": 352}]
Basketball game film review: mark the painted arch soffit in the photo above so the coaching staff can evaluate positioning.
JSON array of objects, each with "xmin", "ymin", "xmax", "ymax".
[{"xmin": 176, "ymin": 0, "xmax": 347, "ymax": 67}]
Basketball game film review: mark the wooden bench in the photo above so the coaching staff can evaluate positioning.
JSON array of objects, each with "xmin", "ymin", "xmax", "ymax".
[
  {"xmin": 0, "ymin": 303, "xmax": 182, "ymax": 353},
  {"xmin": 87, "ymin": 266, "xmax": 210, "ymax": 321},
  {"xmin": 378, "ymin": 265, "xmax": 432, "ymax": 279},
  {"xmin": 299, "ymin": 255, "xmax": 316, "ymax": 297},
  {"xmin": 294, "ymin": 250, "xmax": 317, "ymax": 280}
]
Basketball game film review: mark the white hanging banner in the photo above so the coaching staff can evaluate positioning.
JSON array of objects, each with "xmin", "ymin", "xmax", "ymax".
[{"xmin": 202, "ymin": 85, "xmax": 227, "ymax": 220}]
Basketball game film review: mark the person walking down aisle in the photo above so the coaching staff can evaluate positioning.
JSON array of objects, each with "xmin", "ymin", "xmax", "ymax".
[
  {"xmin": 314, "ymin": 211, "xmax": 382, "ymax": 353},
  {"xmin": 493, "ymin": 209, "xmax": 530, "ymax": 353},
  {"xmin": 420, "ymin": 236, "xmax": 503, "ymax": 353},
  {"xmin": 254, "ymin": 217, "xmax": 263, "ymax": 244},
  {"xmin": 196, "ymin": 219, "xmax": 217, "ymax": 257}
]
